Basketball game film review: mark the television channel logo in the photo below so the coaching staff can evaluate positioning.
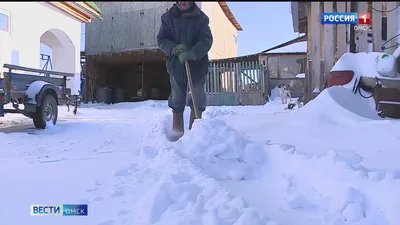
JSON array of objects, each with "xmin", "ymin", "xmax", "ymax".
[
  {"xmin": 321, "ymin": 12, "xmax": 371, "ymax": 25},
  {"xmin": 30, "ymin": 204, "xmax": 88, "ymax": 216}
]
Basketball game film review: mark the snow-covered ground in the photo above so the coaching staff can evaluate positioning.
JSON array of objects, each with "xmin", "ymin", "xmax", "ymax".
[{"xmin": 1, "ymin": 86, "xmax": 400, "ymax": 225}]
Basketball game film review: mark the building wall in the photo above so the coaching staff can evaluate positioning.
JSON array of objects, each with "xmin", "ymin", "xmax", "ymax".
[
  {"xmin": 0, "ymin": 2, "xmax": 82, "ymax": 94},
  {"xmin": 200, "ymin": 2, "xmax": 238, "ymax": 60},
  {"xmin": 85, "ymin": 2, "xmax": 238, "ymax": 60},
  {"xmin": 85, "ymin": 2, "xmax": 172, "ymax": 55}
]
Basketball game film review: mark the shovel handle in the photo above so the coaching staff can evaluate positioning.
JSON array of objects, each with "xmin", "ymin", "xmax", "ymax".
[{"xmin": 184, "ymin": 62, "xmax": 200, "ymax": 119}]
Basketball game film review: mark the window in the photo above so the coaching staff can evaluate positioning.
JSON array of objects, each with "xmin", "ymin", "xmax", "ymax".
[
  {"xmin": 267, "ymin": 56, "xmax": 278, "ymax": 78},
  {"xmin": 232, "ymin": 34, "xmax": 237, "ymax": 44},
  {"xmin": 278, "ymin": 55, "xmax": 305, "ymax": 78},
  {"xmin": 0, "ymin": 11, "xmax": 9, "ymax": 32}
]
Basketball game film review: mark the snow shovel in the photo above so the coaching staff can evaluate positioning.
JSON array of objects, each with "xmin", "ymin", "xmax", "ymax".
[{"xmin": 184, "ymin": 61, "xmax": 200, "ymax": 119}]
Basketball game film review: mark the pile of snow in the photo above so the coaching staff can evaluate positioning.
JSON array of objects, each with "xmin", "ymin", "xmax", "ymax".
[
  {"xmin": 176, "ymin": 119, "xmax": 266, "ymax": 181},
  {"xmin": 293, "ymin": 86, "xmax": 381, "ymax": 125},
  {"xmin": 296, "ymin": 73, "xmax": 305, "ymax": 78},
  {"xmin": 203, "ymin": 103, "xmax": 291, "ymax": 118},
  {"xmin": 269, "ymin": 87, "xmax": 281, "ymax": 101},
  {"xmin": 135, "ymin": 114, "xmax": 267, "ymax": 225},
  {"xmin": 203, "ymin": 107, "xmax": 238, "ymax": 118}
]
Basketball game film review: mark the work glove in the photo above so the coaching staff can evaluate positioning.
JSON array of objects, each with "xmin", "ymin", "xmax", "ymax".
[
  {"xmin": 178, "ymin": 50, "xmax": 197, "ymax": 64},
  {"xmin": 172, "ymin": 44, "xmax": 188, "ymax": 57}
]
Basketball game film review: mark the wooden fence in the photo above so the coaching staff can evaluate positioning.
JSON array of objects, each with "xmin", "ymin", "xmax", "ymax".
[{"xmin": 205, "ymin": 60, "xmax": 266, "ymax": 106}]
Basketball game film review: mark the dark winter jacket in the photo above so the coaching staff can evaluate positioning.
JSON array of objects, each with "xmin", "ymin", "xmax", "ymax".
[{"xmin": 156, "ymin": 3, "xmax": 213, "ymax": 79}]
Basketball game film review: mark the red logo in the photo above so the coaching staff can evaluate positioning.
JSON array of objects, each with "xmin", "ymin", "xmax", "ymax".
[{"xmin": 358, "ymin": 12, "xmax": 371, "ymax": 25}]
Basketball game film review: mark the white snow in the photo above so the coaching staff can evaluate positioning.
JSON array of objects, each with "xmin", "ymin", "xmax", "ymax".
[
  {"xmin": 267, "ymin": 41, "xmax": 306, "ymax": 54},
  {"xmin": 1, "ymin": 85, "xmax": 400, "ymax": 225},
  {"xmin": 296, "ymin": 73, "xmax": 305, "ymax": 78},
  {"xmin": 331, "ymin": 52, "xmax": 400, "ymax": 89},
  {"xmin": 25, "ymin": 80, "xmax": 49, "ymax": 104},
  {"xmin": 376, "ymin": 54, "xmax": 397, "ymax": 78}
]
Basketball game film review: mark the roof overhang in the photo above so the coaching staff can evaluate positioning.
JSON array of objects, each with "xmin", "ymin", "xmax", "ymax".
[
  {"xmin": 261, "ymin": 35, "xmax": 306, "ymax": 54},
  {"xmin": 218, "ymin": 2, "xmax": 243, "ymax": 31},
  {"xmin": 291, "ymin": 2, "xmax": 299, "ymax": 33},
  {"xmin": 47, "ymin": 2, "xmax": 103, "ymax": 23},
  {"xmin": 291, "ymin": 2, "xmax": 308, "ymax": 34}
]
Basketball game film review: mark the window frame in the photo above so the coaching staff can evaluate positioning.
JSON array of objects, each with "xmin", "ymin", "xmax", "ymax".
[
  {"xmin": 0, "ymin": 8, "xmax": 11, "ymax": 34},
  {"xmin": 232, "ymin": 34, "xmax": 237, "ymax": 44}
]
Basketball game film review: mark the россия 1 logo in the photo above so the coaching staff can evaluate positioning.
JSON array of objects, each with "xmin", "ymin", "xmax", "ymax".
[
  {"xmin": 30, "ymin": 204, "xmax": 88, "ymax": 216},
  {"xmin": 321, "ymin": 12, "xmax": 371, "ymax": 25}
]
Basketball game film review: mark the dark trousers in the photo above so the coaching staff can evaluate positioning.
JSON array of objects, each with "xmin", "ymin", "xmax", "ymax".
[{"xmin": 168, "ymin": 72, "xmax": 206, "ymax": 113}]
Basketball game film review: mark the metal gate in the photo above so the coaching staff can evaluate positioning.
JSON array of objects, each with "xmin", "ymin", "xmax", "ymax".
[{"xmin": 205, "ymin": 59, "xmax": 266, "ymax": 106}]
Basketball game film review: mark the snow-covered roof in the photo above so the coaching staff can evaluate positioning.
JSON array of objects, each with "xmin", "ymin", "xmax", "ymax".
[{"xmin": 266, "ymin": 41, "xmax": 307, "ymax": 54}]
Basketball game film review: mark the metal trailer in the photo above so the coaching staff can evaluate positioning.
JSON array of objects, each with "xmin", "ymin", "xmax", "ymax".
[{"xmin": 0, "ymin": 64, "xmax": 74, "ymax": 129}]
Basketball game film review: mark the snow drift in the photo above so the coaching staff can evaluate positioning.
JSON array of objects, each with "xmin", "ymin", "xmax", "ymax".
[{"xmin": 293, "ymin": 86, "xmax": 382, "ymax": 126}]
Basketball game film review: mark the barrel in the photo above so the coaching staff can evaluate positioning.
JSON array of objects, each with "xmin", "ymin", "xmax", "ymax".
[
  {"xmin": 113, "ymin": 88, "xmax": 124, "ymax": 103},
  {"xmin": 96, "ymin": 87, "xmax": 113, "ymax": 104}
]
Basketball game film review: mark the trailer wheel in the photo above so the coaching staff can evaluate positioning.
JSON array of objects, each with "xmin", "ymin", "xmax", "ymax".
[{"xmin": 33, "ymin": 94, "xmax": 58, "ymax": 129}]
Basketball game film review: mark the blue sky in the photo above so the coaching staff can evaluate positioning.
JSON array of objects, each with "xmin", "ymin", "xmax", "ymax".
[
  {"xmin": 227, "ymin": 2, "xmax": 298, "ymax": 56},
  {"xmin": 41, "ymin": 1, "xmax": 298, "ymax": 66}
]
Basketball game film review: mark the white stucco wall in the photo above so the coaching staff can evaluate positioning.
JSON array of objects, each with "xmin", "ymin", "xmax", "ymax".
[
  {"xmin": 200, "ymin": 2, "xmax": 239, "ymax": 60},
  {"xmin": 0, "ymin": 2, "xmax": 82, "ymax": 94}
]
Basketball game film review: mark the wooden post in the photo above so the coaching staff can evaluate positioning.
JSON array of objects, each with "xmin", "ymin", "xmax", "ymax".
[
  {"xmin": 397, "ymin": 1, "xmax": 400, "ymax": 48},
  {"xmin": 141, "ymin": 60, "xmax": 145, "ymax": 100},
  {"xmin": 311, "ymin": 2, "xmax": 321, "ymax": 93},
  {"xmin": 372, "ymin": 2, "xmax": 383, "ymax": 52},
  {"xmin": 324, "ymin": 2, "xmax": 335, "ymax": 84},
  {"xmin": 349, "ymin": 2, "xmax": 358, "ymax": 53},
  {"xmin": 333, "ymin": 2, "xmax": 338, "ymax": 62},
  {"xmin": 305, "ymin": 4, "xmax": 312, "ymax": 103},
  {"xmin": 336, "ymin": 1, "xmax": 347, "ymax": 58},
  {"xmin": 386, "ymin": 1, "xmax": 397, "ymax": 54},
  {"xmin": 320, "ymin": 2, "xmax": 325, "ymax": 90},
  {"xmin": 357, "ymin": 2, "xmax": 369, "ymax": 52}
]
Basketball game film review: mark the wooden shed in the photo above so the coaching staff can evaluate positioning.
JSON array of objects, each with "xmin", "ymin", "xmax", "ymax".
[
  {"xmin": 260, "ymin": 35, "xmax": 307, "ymax": 99},
  {"xmin": 83, "ymin": 1, "xmax": 243, "ymax": 104},
  {"xmin": 204, "ymin": 35, "xmax": 307, "ymax": 106}
]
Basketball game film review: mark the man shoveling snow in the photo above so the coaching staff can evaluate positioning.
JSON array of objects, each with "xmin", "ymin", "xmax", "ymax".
[{"xmin": 156, "ymin": 1, "xmax": 213, "ymax": 140}]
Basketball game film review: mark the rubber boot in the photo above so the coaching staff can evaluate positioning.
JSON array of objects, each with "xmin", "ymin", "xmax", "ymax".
[
  {"xmin": 171, "ymin": 112, "xmax": 184, "ymax": 140},
  {"xmin": 189, "ymin": 110, "xmax": 202, "ymax": 130}
]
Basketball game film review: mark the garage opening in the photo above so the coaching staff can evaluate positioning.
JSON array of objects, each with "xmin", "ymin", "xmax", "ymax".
[{"xmin": 85, "ymin": 50, "xmax": 171, "ymax": 103}]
